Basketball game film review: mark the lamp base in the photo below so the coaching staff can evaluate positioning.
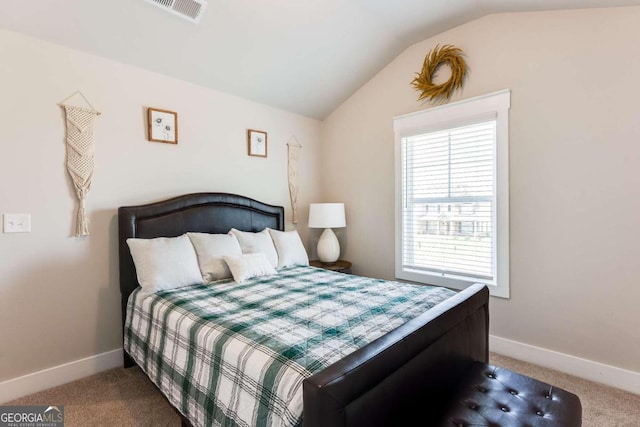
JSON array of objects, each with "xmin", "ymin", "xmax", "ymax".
[{"xmin": 317, "ymin": 228, "xmax": 340, "ymax": 264}]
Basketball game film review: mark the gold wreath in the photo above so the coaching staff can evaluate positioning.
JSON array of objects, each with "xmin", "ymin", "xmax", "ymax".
[{"xmin": 411, "ymin": 44, "xmax": 468, "ymax": 104}]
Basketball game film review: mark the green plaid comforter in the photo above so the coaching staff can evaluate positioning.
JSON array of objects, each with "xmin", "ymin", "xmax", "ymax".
[{"xmin": 124, "ymin": 265, "xmax": 456, "ymax": 427}]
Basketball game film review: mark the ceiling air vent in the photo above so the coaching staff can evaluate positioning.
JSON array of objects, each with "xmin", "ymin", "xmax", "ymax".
[{"xmin": 144, "ymin": 0, "xmax": 208, "ymax": 24}]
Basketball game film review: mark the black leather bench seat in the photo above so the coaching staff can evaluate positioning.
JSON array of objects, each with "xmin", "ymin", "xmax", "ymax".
[{"xmin": 437, "ymin": 361, "xmax": 582, "ymax": 426}]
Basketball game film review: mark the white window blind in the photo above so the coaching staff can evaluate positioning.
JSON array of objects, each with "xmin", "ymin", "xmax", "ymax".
[
  {"xmin": 401, "ymin": 120, "xmax": 496, "ymax": 281},
  {"xmin": 394, "ymin": 90, "xmax": 510, "ymax": 298}
]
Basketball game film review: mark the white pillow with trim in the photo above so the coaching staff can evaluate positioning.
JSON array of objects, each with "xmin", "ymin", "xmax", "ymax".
[
  {"xmin": 223, "ymin": 253, "xmax": 277, "ymax": 283},
  {"xmin": 229, "ymin": 228, "xmax": 279, "ymax": 268},
  {"xmin": 268, "ymin": 228, "xmax": 309, "ymax": 268},
  {"xmin": 187, "ymin": 232, "xmax": 243, "ymax": 282},
  {"xmin": 126, "ymin": 234, "xmax": 203, "ymax": 295}
]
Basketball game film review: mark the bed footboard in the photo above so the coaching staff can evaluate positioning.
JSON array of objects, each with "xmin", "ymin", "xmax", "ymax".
[{"xmin": 303, "ymin": 283, "xmax": 489, "ymax": 427}]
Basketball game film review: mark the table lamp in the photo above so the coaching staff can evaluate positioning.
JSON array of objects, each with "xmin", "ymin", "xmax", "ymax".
[{"xmin": 308, "ymin": 203, "xmax": 346, "ymax": 264}]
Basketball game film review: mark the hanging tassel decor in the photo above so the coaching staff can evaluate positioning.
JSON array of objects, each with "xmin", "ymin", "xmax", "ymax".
[
  {"xmin": 60, "ymin": 97, "xmax": 100, "ymax": 236},
  {"xmin": 287, "ymin": 137, "xmax": 302, "ymax": 224}
]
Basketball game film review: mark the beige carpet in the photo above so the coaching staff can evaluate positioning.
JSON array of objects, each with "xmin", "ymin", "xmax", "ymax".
[
  {"xmin": 6, "ymin": 353, "xmax": 640, "ymax": 426},
  {"xmin": 490, "ymin": 353, "xmax": 640, "ymax": 427},
  {"xmin": 6, "ymin": 366, "xmax": 180, "ymax": 426}
]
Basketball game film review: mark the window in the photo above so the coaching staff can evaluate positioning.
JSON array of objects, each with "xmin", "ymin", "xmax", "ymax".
[{"xmin": 394, "ymin": 90, "xmax": 510, "ymax": 298}]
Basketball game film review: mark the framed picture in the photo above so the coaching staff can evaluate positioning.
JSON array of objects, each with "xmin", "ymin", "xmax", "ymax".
[
  {"xmin": 247, "ymin": 129, "xmax": 267, "ymax": 157},
  {"xmin": 148, "ymin": 108, "xmax": 178, "ymax": 144}
]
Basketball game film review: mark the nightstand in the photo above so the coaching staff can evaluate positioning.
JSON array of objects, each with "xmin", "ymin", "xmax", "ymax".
[{"xmin": 310, "ymin": 260, "xmax": 352, "ymax": 274}]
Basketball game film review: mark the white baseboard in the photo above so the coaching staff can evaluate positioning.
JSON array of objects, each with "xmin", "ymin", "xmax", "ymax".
[
  {"xmin": 490, "ymin": 335, "xmax": 640, "ymax": 395},
  {"xmin": 0, "ymin": 348, "xmax": 123, "ymax": 404},
  {"xmin": 2, "ymin": 340, "xmax": 638, "ymax": 403}
]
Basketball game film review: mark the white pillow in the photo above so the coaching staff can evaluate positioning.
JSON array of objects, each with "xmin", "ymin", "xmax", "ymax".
[
  {"xmin": 187, "ymin": 232, "xmax": 242, "ymax": 282},
  {"xmin": 268, "ymin": 229, "xmax": 309, "ymax": 268},
  {"xmin": 229, "ymin": 228, "xmax": 279, "ymax": 268},
  {"xmin": 126, "ymin": 234, "xmax": 203, "ymax": 295},
  {"xmin": 223, "ymin": 253, "xmax": 277, "ymax": 283}
]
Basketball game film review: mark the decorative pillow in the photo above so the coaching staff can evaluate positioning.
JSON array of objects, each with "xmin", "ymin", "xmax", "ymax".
[
  {"xmin": 268, "ymin": 228, "xmax": 309, "ymax": 268},
  {"xmin": 228, "ymin": 228, "xmax": 279, "ymax": 268},
  {"xmin": 126, "ymin": 234, "xmax": 203, "ymax": 295},
  {"xmin": 223, "ymin": 253, "xmax": 277, "ymax": 283},
  {"xmin": 187, "ymin": 232, "xmax": 242, "ymax": 282}
]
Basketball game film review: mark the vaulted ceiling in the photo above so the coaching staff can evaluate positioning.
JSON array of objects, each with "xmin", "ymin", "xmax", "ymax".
[{"xmin": 2, "ymin": 0, "xmax": 639, "ymax": 119}]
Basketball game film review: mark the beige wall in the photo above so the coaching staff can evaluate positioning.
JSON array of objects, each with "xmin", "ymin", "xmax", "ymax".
[
  {"xmin": 2, "ymin": 6, "xmax": 640, "ymax": 386},
  {"xmin": 0, "ymin": 29, "xmax": 321, "ymax": 381},
  {"xmin": 321, "ymin": 7, "xmax": 640, "ymax": 373}
]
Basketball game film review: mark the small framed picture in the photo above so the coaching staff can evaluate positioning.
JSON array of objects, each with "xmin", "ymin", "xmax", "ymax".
[
  {"xmin": 247, "ymin": 129, "xmax": 267, "ymax": 157},
  {"xmin": 148, "ymin": 108, "xmax": 178, "ymax": 144}
]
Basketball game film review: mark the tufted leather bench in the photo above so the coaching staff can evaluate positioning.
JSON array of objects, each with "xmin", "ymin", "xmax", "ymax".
[{"xmin": 436, "ymin": 361, "xmax": 582, "ymax": 426}]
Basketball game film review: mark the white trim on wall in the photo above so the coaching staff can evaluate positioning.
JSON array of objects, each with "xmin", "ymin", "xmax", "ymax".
[
  {"xmin": 0, "ymin": 348, "xmax": 123, "ymax": 404},
  {"xmin": 490, "ymin": 335, "xmax": 640, "ymax": 395},
  {"xmin": 1, "ymin": 340, "xmax": 638, "ymax": 404},
  {"xmin": 394, "ymin": 90, "xmax": 511, "ymax": 299}
]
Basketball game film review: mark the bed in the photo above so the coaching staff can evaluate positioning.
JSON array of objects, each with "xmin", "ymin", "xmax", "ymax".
[{"xmin": 118, "ymin": 192, "xmax": 489, "ymax": 427}]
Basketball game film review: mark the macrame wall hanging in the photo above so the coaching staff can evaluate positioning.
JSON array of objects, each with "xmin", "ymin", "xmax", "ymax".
[
  {"xmin": 59, "ymin": 92, "xmax": 101, "ymax": 237},
  {"xmin": 286, "ymin": 137, "xmax": 302, "ymax": 224}
]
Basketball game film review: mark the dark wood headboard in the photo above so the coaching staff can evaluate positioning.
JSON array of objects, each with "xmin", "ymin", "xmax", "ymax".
[{"xmin": 118, "ymin": 192, "xmax": 284, "ymax": 357}]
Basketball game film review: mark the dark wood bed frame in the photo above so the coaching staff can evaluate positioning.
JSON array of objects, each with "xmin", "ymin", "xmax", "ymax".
[{"xmin": 118, "ymin": 192, "xmax": 489, "ymax": 427}]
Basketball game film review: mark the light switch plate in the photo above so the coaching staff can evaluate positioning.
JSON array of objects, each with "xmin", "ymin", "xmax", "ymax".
[{"xmin": 3, "ymin": 213, "xmax": 31, "ymax": 233}]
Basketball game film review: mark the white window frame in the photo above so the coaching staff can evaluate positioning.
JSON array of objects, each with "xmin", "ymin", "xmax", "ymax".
[{"xmin": 394, "ymin": 90, "xmax": 510, "ymax": 298}]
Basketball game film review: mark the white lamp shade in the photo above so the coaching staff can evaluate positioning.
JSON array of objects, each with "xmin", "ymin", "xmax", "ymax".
[{"xmin": 308, "ymin": 203, "xmax": 346, "ymax": 228}]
